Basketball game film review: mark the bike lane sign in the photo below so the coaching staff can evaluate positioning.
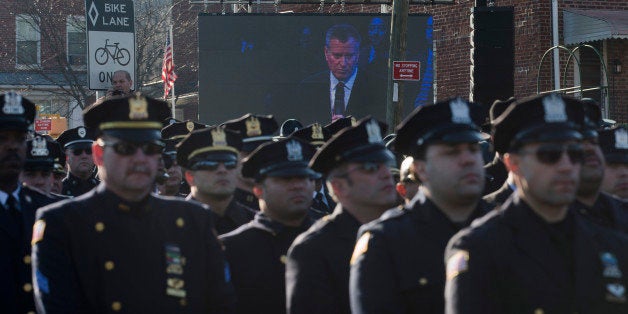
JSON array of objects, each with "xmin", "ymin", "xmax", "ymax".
[{"xmin": 85, "ymin": 0, "xmax": 135, "ymax": 90}]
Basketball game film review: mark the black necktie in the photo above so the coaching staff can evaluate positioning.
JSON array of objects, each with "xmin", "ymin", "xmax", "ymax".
[
  {"xmin": 334, "ymin": 82, "xmax": 345, "ymax": 116},
  {"xmin": 6, "ymin": 195, "xmax": 22, "ymax": 236},
  {"xmin": 315, "ymin": 192, "xmax": 330, "ymax": 213}
]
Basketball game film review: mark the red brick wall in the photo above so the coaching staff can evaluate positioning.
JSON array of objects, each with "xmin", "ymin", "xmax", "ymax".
[{"xmin": 172, "ymin": 0, "xmax": 628, "ymax": 122}]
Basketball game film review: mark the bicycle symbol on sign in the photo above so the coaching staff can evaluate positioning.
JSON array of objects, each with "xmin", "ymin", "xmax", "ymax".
[{"xmin": 94, "ymin": 39, "xmax": 131, "ymax": 66}]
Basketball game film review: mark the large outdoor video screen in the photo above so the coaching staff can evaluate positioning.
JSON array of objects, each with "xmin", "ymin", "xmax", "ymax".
[{"xmin": 198, "ymin": 13, "xmax": 434, "ymax": 126}]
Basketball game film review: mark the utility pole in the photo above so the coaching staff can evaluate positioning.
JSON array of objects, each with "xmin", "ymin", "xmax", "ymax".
[{"xmin": 385, "ymin": 0, "xmax": 409, "ymax": 132}]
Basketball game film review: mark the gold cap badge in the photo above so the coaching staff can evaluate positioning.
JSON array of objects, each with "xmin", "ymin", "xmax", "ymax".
[
  {"xmin": 245, "ymin": 117, "xmax": 262, "ymax": 137},
  {"xmin": 128, "ymin": 95, "xmax": 149, "ymax": 120}
]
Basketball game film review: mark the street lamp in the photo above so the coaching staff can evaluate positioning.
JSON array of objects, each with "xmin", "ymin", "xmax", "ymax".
[{"xmin": 612, "ymin": 59, "xmax": 622, "ymax": 75}]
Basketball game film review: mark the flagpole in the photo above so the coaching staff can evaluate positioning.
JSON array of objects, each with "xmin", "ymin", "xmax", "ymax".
[{"xmin": 169, "ymin": 25, "xmax": 176, "ymax": 119}]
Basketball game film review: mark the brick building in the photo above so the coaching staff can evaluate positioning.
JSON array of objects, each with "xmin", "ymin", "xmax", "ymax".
[
  {"xmin": 0, "ymin": 1, "xmax": 89, "ymax": 131},
  {"xmin": 172, "ymin": 0, "xmax": 627, "ymax": 124}
]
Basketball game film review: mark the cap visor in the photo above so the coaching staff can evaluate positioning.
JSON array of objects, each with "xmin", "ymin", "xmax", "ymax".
[
  {"xmin": 0, "ymin": 120, "xmax": 29, "ymax": 132},
  {"xmin": 440, "ymin": 130, "xmax": 485, "ymax": 143},
  {"xmin": 348, "ymin": 148, "xmax": 396, "ymax": 164},
  {"xmin": 66, "ymin": 142, "xmax": 93, "ymax": 150},
  {"xmin": 104, "ymin": 129, "xmax": 162, "ymax": 142},
  {"xmin": 265, "ymin": 167, "xmax": 321, "ymax": 180}
]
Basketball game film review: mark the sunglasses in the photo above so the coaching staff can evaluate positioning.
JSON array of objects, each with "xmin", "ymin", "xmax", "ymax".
[
  {"xmin": 191, "ymin": 160, "xmax": 238, "ymax": 171},
  {"xmin": 72, "ymin": 148, "xmax": 92, "ymax": 156},
  {"xmin": 519, "ymin": 144, "xmax": 584, "ymax": 165},
  {"xmin": 100, "ymin": 141, "xmax": 164, "ymax": 156}
]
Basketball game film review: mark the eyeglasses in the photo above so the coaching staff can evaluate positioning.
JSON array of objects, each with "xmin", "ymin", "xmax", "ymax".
[
  {"xmin": 519, "ymin": 143, "xmax": 584, "ymax": 165},
  {"xmin": 99, "ymin": 141, "xmax": 164, "ymax": 156},
  {"xmin": 190, "ymin": 160, "xmax": 238, "ymax": 171},
  {"xmin": 72, "ymin": 148, "xmax": 92, "ymax": 156}
]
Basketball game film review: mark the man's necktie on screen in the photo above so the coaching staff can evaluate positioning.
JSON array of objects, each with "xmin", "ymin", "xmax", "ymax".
[{"xmin": 334, "ymin": 82, "xmax": 345, "ymax": 116}]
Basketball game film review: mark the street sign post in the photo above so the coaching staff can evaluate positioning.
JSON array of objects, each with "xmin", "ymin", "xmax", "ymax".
[
  {"xmin": 35, "ymin": 119, "xmax": 52, "ymax": 132},
  {"xmin": 85, "ymin": 0, "xmax": 135, "ymax": 90},
  {"xmin": 393, "ymin": 61, "xmax": 421, "ymax": 81}
]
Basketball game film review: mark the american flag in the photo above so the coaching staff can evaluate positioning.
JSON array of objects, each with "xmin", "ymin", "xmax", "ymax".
[{"xmin": 162, "ymin": 31, "xmax": 177, "ymax": 98}]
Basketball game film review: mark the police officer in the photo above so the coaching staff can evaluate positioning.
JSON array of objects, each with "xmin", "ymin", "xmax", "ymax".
[
  {"xmin": 291, "ymin": 123, "xmax": 336, "ymax": 215},
  {"xmin": 220, "ymin": 137, "xmax": 320, "ymax": 314},
  {"xmin": 222, "ymin": 114, "xmax": 279, "ymax": 211},
  {"xmin": 599, "ymin": 127, "xmax": 628, "ymax": 201},
  {"xmin": 445, "ymin": 94, "xmax": 628, "ymax": 313},
  {"xmin": 32, "ymin": 94, "xmax": 236, "ymax": 313},
  {"xmin": 0, "ymin": 92, "xmax": 57, "ymax": 314},
  {"xmin": 349, "ymin": 98, "xmax": 489, "ymax": 314},
  {"xmin": 396, "ymin": 156, "xmax": 421, "ymax": 206},
  {"xmin": 286, "ymin": 117, "xmax": 398, "ymax": 314},
  {"xmin": 572, "ymin": 101, "xmax": 628, "ymax": 232},
  {"xmin": 19, "ymin": 135, "xmax": 67, "ymax": 200},
  {"xmin": 158, "ymin": 120, "xmax": 206, "ymax": 196},
  {"xmin": 56, "ymin": 126, "xmax": 99, "ymax": 197},
  {"xmin": 49, "ymin": 139, "xmax": 66, "ymax": 195},
  {"xmin": 177, "ymin": 125, "xmax": 255, "ymax": 235}
]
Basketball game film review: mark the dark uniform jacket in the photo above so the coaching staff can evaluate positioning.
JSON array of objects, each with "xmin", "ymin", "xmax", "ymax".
[
  {"xmin": 350, "ymin": 193, "xmax": 489, "ymax": 314},
  {"xmin": 445, "ymin": 194, "xmax": 628, "ymax": 314},
  {"xmin": 482, "ymin": 181, "xmax": 514, "ymax": 209},
  {"xmin": 233, "ymin": 188, "xmax": 259, "ymax": 211},
  {"xmin": 186, "ymin": 195, "xmax": 256, "ymax": 235},
  {"xmin": 572, "ymin": 193, "xmax": 628, "ymax": 234},
  {"xmin": 0, "ymin": 185, "xmax": 57, "ymax": 314},
  {"xmin": 483, "ymin": 155, "xmax": 508, "ymax": 196},
  {"xmin": 62, "ymin": 171, "xmax": 99, "ymax": 197},
  {"xmin": 32, "ymin": 184, "xmax": 236, "ymax": 314},
  {"xmin": 286, "ymin": 206, "xmax": 361, "ymax": 314},
  {"xmin": 220, "ymin": 212, "xmax": 312, "ymax": 314}
]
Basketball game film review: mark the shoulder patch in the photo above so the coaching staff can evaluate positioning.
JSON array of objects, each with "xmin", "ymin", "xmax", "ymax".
[
  {"xmin": 32, "ymin": 219, "xmax": 46, "ymax": 245},
  {"xmin": 350, "ymin": 232, "xmax": 371, "ymax": 265},
  {"xmin": 446, "ymin": 250, "xmax": 469, "ymax": 281}
]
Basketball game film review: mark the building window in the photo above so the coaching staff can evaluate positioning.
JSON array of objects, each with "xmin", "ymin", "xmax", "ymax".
[
  {"xmin": 67, "ymin": 16, "xmax": 86, "ymax": 67},
  {"xmin": 16, "ymin": 14, "xmax": 40, "ymax": 67}
]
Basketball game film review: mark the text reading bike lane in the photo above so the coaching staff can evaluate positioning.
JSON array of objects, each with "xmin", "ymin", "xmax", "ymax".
[{"xmin": 86, "ymin": 0, "xmax": 136, "ymax": 90}]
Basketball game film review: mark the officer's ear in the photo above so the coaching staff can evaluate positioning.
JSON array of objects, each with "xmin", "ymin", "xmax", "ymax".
[
  {"xmin": 92, "ymin": 141, "xmax": 104, "ymax": 166},
  {"xmin": 184, "ymin": 171, "xmax": 194, "ymax": 186},
  {"xmin": 503, "ymin": 153, "xmax": 520, "ymax": 174},
  {"xmin": 396, "ymin": 182, "xmax": 407, "ymax": 198},
  {"xmin": 252, "ymin": 184, "xmax": 263, "ymax": 199},
  {"xmin": 413, "ymin": 159, "xmax": 428, "ymax": 184}
]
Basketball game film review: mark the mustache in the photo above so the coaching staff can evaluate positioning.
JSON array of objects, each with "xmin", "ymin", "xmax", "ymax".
[{"xmin": 126, "ymin": 165, "xmax": 152, "ymax": 175}]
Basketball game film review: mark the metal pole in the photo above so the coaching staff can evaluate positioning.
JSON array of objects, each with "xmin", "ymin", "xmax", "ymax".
[
  {"xmin": 385, "ymin": 0, "xmax": 409, "ymax": 133},
  {"xmin": 169, "ymin": 25, "xmax": 176, "ymax": 119}
]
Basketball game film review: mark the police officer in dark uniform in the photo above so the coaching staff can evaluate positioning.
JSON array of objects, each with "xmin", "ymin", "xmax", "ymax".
[
  {"xmin": 177, "ymin": 125, "xmax": 255, "ymax": 235},
  {"xmin": 159, "ymin": 120, "xmax": 206, "ymax": 197},
  {"xmin": 599, "ymin": 126, "xmax": 628, "ymax": 200},
  {"xmin": 0, "ymin": 92, "xmax": 57, "ymax": 314},
  {"xmin": 56, "ymin": 126, "xmax": 99, "ymax": 197},
  {"xmin": 445, "ymin": 94, "xmax": 628, "ymax": 314},
  {"xmin": 572, "ymin": 100, "xmax": 628, "ymax": 233},
  {"xmin": 32, "ymin": 93, "xmax": 236, "ymax": 313},
  {"xmin": 222, "ymin": 114, "xmax": 279, "ymax": 211},
  {"xmin": 286, "ymin": 117, "xmax": 398, "ymax": 314},
  {"xmin": 20, "ymin": 135, "xmax": 69, "ymax": 200},
  {"xmin": 349, "ymin": 98, "xmax": 489, "ymax": 314},
  {"xmin": 220, "ymin": 137, "xmax": 320, "ymax": 314},
  {"xmin": 49, "ymin": 138, "xmax": 67, "ymax": 195},
  {"xmin": 291, "ymin": 123, "xmax": 336, "ymax": 215}
]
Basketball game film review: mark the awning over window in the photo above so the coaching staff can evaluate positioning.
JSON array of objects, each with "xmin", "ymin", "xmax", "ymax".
[{"xmin": 563, "ymin": 9, "xmax": 628, "ymax": 45}]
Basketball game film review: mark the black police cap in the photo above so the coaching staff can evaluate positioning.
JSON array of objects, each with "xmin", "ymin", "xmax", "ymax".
[
  {"xmin": 221, "ymin": 113, "xmax": 279, "ymax": 153},
  {"xmin": 24, "ymin": 135, "xmax": 64, "ymax": 171},
  {"xmin": 310, "ymin": 117, "xmax": 395, "ymax": 175},
  {"xmin": 56, "ymin": 126, "xmax": 96, "ymax": 149},
  {"xmin": 162, "ymin": 120, "xmax": 207, "ymax": 141},
  {"xmin": 323, "ymin": 116, "xmax": 358, "ymax": 136},
  {"xmin": 242, "ymin": 136, "xmax": 321, "ymax": 181},
  {"xmin": 581, "ymin": 98, "xmax": 603, "ymax": 139},
  {"xmin": 598, "ymin": 127, "xmax": 628, "ymax": 164},
  {"xmin": 493, "ymin": 93, "xmax": 584, "ymax": 154},
  {"xmin": 0, "ymin": 92, "xmax": 36, "ymax": 132},
  {"xmin": 83, "ymin": 93, "xmax": 171, "ymax": 142},
  {"xmin": 176, "ymin": 126, "xmax": 243, "ymax": 169},
  {"xmin": 279, "ymin": 119, "xmax": 303, "ymax": 137},
  {"xmin": 291, "ymin": 123, "xmax": 331, "ymax": 147},
  {"xmin": 395, "ymin": 97, "xmax": 484, "ymax": 157}
]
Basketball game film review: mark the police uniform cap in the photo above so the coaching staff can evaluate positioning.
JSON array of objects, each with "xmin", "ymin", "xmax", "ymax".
[
  {"xmin": 310, "ymin": 117, "xmax": 394, "ymax": 175},
  {"xmin": 56, "ymin": 126, "xmax": 96, "ymax": 149},
  {"xmin": 598, "ymin": 126, "xmax": 628, "ymax": 164},
  {"xmin": 323, "ymin": 115, "xmax": 358, "ymax": 136},
  {"xmin": 83, "ymin": 93, "xmax": 170, "ymax": 142},
  {"xmin": 162, "ymin": 120, "xmax": 207, "ymax": 153},
  {"xmin": 0, "ymin": 92, "xmax": 36, "ymax": 132},
  {"xmin": 177, "ymin": 126, "xmax": 242, "ymax": 169},
  {"xmin": 291, "ymin": 123, "xmax": 331, "ymax": 147},
  {"xmin": 279, "ymin": 119, "xmax": 303, "ymax": 137},
  {"xmin": 493, "ymin": 93, "xmax": 584, "ymax": 155},
  {"xmin": 394, "ymin": 97, "xmax": 484, "ymax": 157},
  {"xmin": 581, "ymin": 98, "xmax": 603, "ymax": 139},
  {"xmin": 241, "ymin": 136, "xmax": 321, "ymax": 181},
  {"xmin": 221, "ymin": 113, "xmax": 279, "ymax": 153},
  {"xmin": 24, "ymin": 135, "xmax": 64, "ymax": 171}
]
